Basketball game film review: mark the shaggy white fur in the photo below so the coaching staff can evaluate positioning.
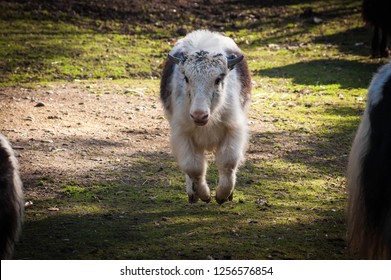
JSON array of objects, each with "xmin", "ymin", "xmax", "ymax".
[{"xmin": 161, "ymin": 30, "xmax": 251, "ymax": 204}]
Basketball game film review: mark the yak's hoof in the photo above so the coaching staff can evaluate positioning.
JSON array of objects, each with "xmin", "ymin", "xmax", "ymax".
[
  {"xmin": 216, "ymin": 196, "xmax": 227, "ymax": 205},
  {"xmin": 216, "ymin": 193, "xmax": 233, "ymax": 204},
  {"xmin": 188, "ymin": 194, "xmax": 199, "ymax": 203},
  {"xmin": 371, "ymin": 49, "xmax": 389, "ymax": 58},
  {"xmin": 371, "ymin": 50, "xmax": 379, "ymax": 58}
]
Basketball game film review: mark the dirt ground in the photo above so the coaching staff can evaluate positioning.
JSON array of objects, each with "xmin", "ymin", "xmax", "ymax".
[
  {"xmin": 0, "ymin": 83, "xmax": 170, "ymax": 194},
  {"xmin": 0, "ymin": 82, "xmax": 269, "ymax": 200}
]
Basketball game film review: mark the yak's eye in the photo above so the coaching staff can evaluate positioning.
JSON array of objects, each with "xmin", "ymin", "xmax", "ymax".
[
  {"xmin": 215, "ymin": 74, "xmax": 225, "ymax": 85},
  {"xmin": 184, "ymin": 76, "xmax": 189, "ymax": 83}
]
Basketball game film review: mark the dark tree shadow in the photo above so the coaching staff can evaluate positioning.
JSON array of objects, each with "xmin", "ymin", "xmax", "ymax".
[
  {"xmin": 314, "ymin": 26, "xmax": 375, "ymax": 57},
  {"xmin": 2, "ymin": 0, "xmax": 362, "ymax": 36},
  {"xmin": 256, "ymin": 58, "xmax": 380, "ymax": 89},
  {"xmin": 15, "ymin": 207, "xmax": 347, "ymax": 259}
]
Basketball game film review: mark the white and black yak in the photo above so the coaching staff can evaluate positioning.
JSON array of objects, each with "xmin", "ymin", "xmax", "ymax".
[
  {"xmin": 160, "ymin": 30, "xmax": 251, "ymax": 204},
  {"xmin": 0, "ymin": 133, "xmax": 24, "ymax": 259},
  {"xmin": 362, "ymin": 0, "xmax": 391, "ymax": 57},
  {"xmin": 347, "ymin": 61, "xmax": 391, "ymax": 259}
]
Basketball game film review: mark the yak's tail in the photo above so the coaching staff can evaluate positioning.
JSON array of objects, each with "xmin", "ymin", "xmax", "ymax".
[
  {"xmin": 347, "ymin": 62, "xmax": 391, "ymax": 259},
  {"xmin": 0, "ymin": 134, "xmax": 24, "ymax": 259}
]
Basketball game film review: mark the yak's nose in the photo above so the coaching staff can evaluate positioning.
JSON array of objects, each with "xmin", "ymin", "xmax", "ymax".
[{"xmin": 190, "ymin": 111, "xmax": 209, "ymax": 126}]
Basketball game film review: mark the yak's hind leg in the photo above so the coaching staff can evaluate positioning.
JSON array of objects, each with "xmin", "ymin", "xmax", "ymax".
[
  {"xmin": 173, "ymin": 136, "xmax": 211, "ymax": 203},
  {"xmin": 371, "ymin": 24, "xmax": 381, "ymax": 58},
  {"xmin": 215, "ymin": 131, "xmax": 246, "ymax": 204}
]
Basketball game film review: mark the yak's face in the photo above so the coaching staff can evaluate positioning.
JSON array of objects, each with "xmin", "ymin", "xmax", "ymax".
[
  {"xmin": 169, "ymin": 51, "xmax": 243, "ymax": 126},
  {"xmin": 181, "ymin": 51, "xmax": 227, "ymax": 126}
]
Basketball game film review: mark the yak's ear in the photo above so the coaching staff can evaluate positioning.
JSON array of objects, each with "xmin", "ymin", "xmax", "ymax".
[
  {"xmin": 168, "ymin": 53, "xmax": 187, "ymax": 64},
  {"xmin": 227, "ymin": 54, "xmax": 244, "ymax": 69}
]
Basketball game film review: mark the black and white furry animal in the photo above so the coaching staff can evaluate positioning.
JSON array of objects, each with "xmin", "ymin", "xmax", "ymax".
[
  {"xmin": 0, "ymin": 133, "xmax": 23, "ymax": 259},
  {"xmin": 347, "ymin": 61, "xmax": 391, "ymax": 259},
  {"xmin": 362, "ymin": 0, "xmax": 391, "ymax": 58},
  {"xmin": 160, "ymin": 30, "xmax": 251, "ymax": 204}
]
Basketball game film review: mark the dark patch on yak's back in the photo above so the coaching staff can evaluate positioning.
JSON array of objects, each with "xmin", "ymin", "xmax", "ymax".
[
  {"xmin": 361, "ymin": 74, "xmax": 391, "ymax": 257},
  {"xmin": 226, "ymin": 49, "xmax": 251, "ymax": 109},
  {"xmin": 160, "ymin": 56, "xmax": 177, "ymax": 115}
]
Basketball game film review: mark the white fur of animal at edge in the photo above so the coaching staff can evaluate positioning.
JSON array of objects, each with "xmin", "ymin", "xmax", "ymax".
[
  {"xmin": 0, "ymin": 135, "xmax": 23, "ymax": 202},
  {"xmin": 347, "ymin": 61, "xmax": 391, "ymax": 223},
  {"xmin": 367, "ymin": 61, "xmax": 391, "ymax": 108},
  {"xmin": 348, "ymin": 62, "xmax": 391, "ymax": 187}
]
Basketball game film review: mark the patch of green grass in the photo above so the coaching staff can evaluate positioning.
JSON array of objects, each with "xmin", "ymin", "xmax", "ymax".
[
  {"xmin": 0, "ymin": 5, "xmax": 169, "ymax": 86},
  {"xmin": 62, "ymin": 185, "xmax": 87, "ymax": 196}
]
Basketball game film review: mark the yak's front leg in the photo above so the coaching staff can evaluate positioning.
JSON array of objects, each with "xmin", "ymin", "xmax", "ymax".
[
  {"xmin": 215, "ymin": 133, "xmax": 246, "ymax": 204},
  {"xmin": 185, "ymin": 173, "xmax": 210, "ymax": 203},
  {"xmin": 173, "ymin": 137, "xmax": 211, "ymax": 203},
  {"xmin": 215, "ymin": 164, "xmax": 238, "ymax": 204},
  {"xmin": 183, "ymin": 157, "xmax": 211, "ymax": 203},
  {"xmin": 380, "ymin": 27, "xmax": 389, "ymax": 57}
]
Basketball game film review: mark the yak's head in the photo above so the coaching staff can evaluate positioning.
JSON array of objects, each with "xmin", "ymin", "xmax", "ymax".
[{"xmin": 169, "ymin": 50, "xmax": 243, "ymax": 126}]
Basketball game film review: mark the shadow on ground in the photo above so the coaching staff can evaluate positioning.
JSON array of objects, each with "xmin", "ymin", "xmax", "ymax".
[{"xmin": 256, "ymin": 58, "xmax": 380, "ymax": 89}]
